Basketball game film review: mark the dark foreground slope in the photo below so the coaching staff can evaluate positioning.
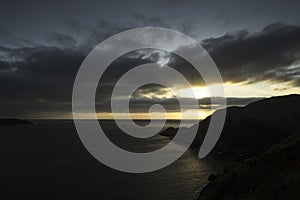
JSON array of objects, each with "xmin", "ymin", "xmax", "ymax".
[
  {"xmin": 198, "ymin": 133, "xmax": 300, "ymax": 200},
  {"xmin": 161, "ymin": 94, "xmax": 300, "ymax": 155}
]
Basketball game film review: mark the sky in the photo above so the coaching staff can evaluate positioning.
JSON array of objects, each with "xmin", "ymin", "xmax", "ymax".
[{"xmin": 0, "ymin": 0, "xmax": 300, "ymax": 119}]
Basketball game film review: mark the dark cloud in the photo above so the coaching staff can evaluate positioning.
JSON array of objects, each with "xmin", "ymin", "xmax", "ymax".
[
  {"xmin": 1, "ymin": 0, "xmax": 300, "ymax": 45},
  {"xmin": 0, "ymin": 21, "xmax": 299, "ymax": 118},
  {"xmin": 132, "ymin": 84, "xmax": 175, "ymax": 99},
  {"xmin": 132, "ymin": 14, "xmax": 169, "ymax": 28},
  {"xmin": 202, "ymin": 23, "xmax": 300, "ymax": 86},
  {"xmin": 80, "ymin": 16, "xmax": 171, "ymax": 51},
  {"xmin": 0, "ymin": 0, "xmax": 300, "ymax": 118},
  {"xmin": 0, "ymin": 45, "xmax": 84, "ymax": 118},
  {"xmin": 42, "ymin": 31, "xmax": 77, "ymax": 49}
]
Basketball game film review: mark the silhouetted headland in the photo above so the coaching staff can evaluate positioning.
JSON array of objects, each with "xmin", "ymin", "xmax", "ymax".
[
  {"xmin": 161, "ymin": 95, "xmax": 300, "ymax": 200},
  {"xmin": 160, "ymin": 94, "xmax": 300, "ymax": 199},
  {"xmin": 161, "ymin": 94, "xmax": 300, "ymax": 156}
]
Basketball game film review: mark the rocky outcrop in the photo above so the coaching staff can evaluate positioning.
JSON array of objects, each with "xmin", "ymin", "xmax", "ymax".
[{"xmin": 198, "ymin": 133, "xmax": 300, "ymax": 200}]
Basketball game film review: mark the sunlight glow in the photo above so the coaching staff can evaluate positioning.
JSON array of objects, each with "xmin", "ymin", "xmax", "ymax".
[
  {"xmin": 96, "ymin": 110, "xmax": 212, "ymax": 120},
  {"xmin": 72, "ymin": 81, "xmax": 300, "ymax": 120},
  {"xmin": 178, "ymin": 81, "xmax": 300, "ymax": 99},
  {"xmin": 177, "ymin": 86, "xmax": 210, "ymax": 99}
]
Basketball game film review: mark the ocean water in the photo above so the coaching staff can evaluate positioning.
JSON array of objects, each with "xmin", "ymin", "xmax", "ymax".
[{"xmin": 0, "ymin": 120, "xmax": 231, "ymax": 200}]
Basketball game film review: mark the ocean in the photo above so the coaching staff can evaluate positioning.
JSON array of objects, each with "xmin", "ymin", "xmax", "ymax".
[{"xmin": 0, "ymin": 120, "xmax": 232, "ymax": 200}]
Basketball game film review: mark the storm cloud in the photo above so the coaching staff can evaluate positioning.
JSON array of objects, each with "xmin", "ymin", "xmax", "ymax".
[
  {"xmin": 203, "ymin": 23, "xmax": 300, "ymax": 86},
  {"xmin": 0, "ymin": 21, "xmax": 299, "ymax": 118}
]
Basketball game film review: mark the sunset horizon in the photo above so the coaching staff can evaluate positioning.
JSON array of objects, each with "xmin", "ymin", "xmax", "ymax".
[{"xmin": 1, "ymin": 0, "xmax": 300, "ymax": 199}]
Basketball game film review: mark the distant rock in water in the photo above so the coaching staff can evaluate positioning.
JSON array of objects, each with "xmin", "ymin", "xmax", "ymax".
[
  {"xmin": 161, "ymin": 94, "xmax": 300, "ymax": 155},
  {"xmin": 0, "ymin": 118, "xmax": 32, "ymax": 125},
  {"xmin": 198, "ymin": 133, "xmax": 300, "ymax": 200}
]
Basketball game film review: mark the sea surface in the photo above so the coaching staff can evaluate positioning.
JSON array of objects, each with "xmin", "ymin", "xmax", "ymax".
[{"xmin": 0, "ymin": 120, "xmax": 232, "ymax": 200}]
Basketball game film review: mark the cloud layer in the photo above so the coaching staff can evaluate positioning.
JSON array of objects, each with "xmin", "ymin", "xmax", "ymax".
[
  {"xmin": 203, "ymin": 23, "xmax": 300, "ymax": 86},
  {"xmin": 0, "ymin": 23, "xmax": 299, "ymax": 118}
]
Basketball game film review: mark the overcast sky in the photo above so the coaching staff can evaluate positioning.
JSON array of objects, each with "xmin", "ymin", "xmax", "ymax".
[{"xmin": 1, "ymin": 0, "xmax": 300, "ymax": 119}]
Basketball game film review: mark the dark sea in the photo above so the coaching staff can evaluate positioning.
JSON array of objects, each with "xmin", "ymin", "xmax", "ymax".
[{"xmin": 0, "ymin": 120, "xmax": 232, "ymax": 200}]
